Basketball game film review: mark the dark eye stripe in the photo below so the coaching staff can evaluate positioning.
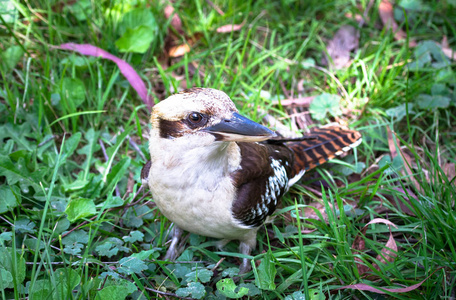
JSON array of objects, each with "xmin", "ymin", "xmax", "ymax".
[{"xmin": 158, "ymin": 119, "xmax": 186, "ymax": 139}]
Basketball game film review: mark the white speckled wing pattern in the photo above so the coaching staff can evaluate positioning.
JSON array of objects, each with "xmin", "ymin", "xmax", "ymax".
[
  {"xmin": 244, "ymin": 159, "xmax": 289, "ymax": 225},
  {"xmin": 231, "ymin": 143, "xmax": 294, "ymax": 228},
  {"xmin": 262, "ymin": 159, "xmax": 288, "ymax": 207}
]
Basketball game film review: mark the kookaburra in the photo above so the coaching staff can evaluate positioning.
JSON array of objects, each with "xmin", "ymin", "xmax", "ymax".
[{"xmin": 143, "ymin": 88, "xmax": 361, "ymax": 273}]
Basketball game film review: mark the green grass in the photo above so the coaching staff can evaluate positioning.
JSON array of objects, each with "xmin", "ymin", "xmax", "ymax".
[{"xmin": 1, "ymin": 0, "xmax": 455, "ymax": 299}]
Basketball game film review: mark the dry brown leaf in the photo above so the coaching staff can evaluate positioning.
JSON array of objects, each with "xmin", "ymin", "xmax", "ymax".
[
  {"xmin": 164, "ymin": 5, "xmax": 183, "ymax": 34},
  {"xmin": 322, "ymin": 25, "xmax": 359, "ymax": 69},
  {"xmin": 168, "ymin": 43, "xmax": 191, "ymax": 57},
  {"xmin": 366, "ymin": 218, "xmax": 398, "ymax": 229},
  {"xmin": 337, "ymin": 267, "xmax": 443, "ymax": 294},
  {"xmin": 352, "ymin": 218, "xmax": 399, "ymax": 275},
  {"xmin": 216, "ymin": 22, "xmax": 245, "ymax": 33},
  {"xmin": 440, "ymin": 45, "xmax": 456, "ymax": 60},
  {"xmin": 398, "ymin": 147, "xmax": 423, "ymax": 193},
  {"xmin": 387, "ymin": 127, "xmax": 423, "ymax": 193},
  {"xmin": 378, "ymin": 0, "xmax": 398, "ymax": 32},
  {"xmin": 387, "ymin": 127, "xmax": 398, "ymax": 158},
  {"xmin": 392, "ymin": 187, "xmax": 418, "ymax": 201},
  {"xmin": 384, "ymin": 187, "xmax": 417, "ymax": 216},
  {"xmin": 378, "ymin": 0, "xmax": 417, "ymax": 46},
  {"xmin": 354, "ymin": 257, "xmax": 370, "ymax": 276},
  {"xmin": 272, "ymin": 96, "xmax": 315, "ymax": 107},
  {"xmin": 352, "ymin": 226, "xmax": 369, "ymax": 275},
  {"xmin": 443, "ymin": 162, "xmax": 456, "ymax": 186},
  {"xmin": 303, "ymin": 201, "xmax": 328, "ymax": 221},
  {"xmin": 126, "ymin": 171, "xmax": 135, "ymax": 195},
  {"xmin": 375, "ymin": 230, "xmax": 398, "ymax": 265}
]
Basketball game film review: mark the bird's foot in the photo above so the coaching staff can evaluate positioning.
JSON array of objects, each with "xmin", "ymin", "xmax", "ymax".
[
  {"xmin": 239, "ymin": 257, "xmax": 251, "ymax": 274},
  {"xmin": 164, "ymin": 245, "xmax": 179, "ymax": 261},
  {"xmin": 163, "ymin": 225, "xmax": 183, "ymax": 261}
]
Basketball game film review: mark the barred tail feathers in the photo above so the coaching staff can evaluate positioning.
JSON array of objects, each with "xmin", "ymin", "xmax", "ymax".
[{"xmin": 288, "ymin": 126, "xmax": 362, "ymax": 178}]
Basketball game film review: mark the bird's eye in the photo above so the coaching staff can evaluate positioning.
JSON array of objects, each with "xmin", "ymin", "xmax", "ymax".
[{"xmin": 188, "ymin": 112, "xmax": 203, "ymax": 123}]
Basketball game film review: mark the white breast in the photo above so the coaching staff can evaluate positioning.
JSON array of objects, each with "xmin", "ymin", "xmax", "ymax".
[{"xmin": 148, "ymin": 134, "xmax": 251, "ymax": 240}]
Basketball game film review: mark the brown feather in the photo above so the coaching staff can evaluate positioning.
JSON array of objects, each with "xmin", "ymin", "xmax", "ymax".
[{"xmin": 287, "ymin": 126, "xmax": 362, "ymax": 177}]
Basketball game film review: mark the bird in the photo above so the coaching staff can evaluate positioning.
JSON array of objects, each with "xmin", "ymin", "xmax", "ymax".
[{"xmin": 142, "ymin": 87, "xmax": 362, "ymax": 273}]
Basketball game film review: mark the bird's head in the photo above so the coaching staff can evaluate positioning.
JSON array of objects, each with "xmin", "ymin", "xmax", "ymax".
[{"xmin": 150, "ymin": 88, "xmax": 276, "ymax": 145}]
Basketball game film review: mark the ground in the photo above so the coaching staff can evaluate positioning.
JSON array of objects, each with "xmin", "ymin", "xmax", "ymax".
[{"xmin": 0, "ymin": 0, "xmax": 455, "ymax": 299}]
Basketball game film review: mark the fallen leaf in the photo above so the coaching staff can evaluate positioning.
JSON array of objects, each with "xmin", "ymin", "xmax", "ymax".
[
  {"xmin": 58, "ymin": 43, "xmax": 152, "ymax": 110},
  {"xmin": 322, "ymin": 25, "xmax": 359, "ymax": 69},
  {"xmin": 387, "ymin": 128, "xmax": 423, "ymax": 193},
  {"xmin": 392, "ymin": 187, "xmax": 418, "ymax": 201},
  {"xmin": 164, "ymin": 5, "xmax": 183, "ymax": 34},
  {"xmin": 303, "ymin": 201, "xmax": 328, "ymax": 221},
  {"xmin": 399, "ymin": 147, "xmax": 423, "ymax": 193},
  {"xmin": 440, "ymin": 42, "xmax": 456, "ymax": 60},
  {"xmin": 336, "ymin": 268, "xmax": 442, "ymax": 294},
  {"xmin": 387, "ymin": 127, "xmax": 398, "ymax": 158},
  {"xmin": 443, "ymin": 162, "xmax": 456, "ymax": 188},
  {"xmin": 352, "ymin": 218, "xmax": 398, "ymax": 275},
  {"xmin": 216, "ymin": 22, "xmax": 245, "ymax": 33},
  {"xmin": 365, "ymin": 218, "xmax": 398, "ymax": 229},
  {"xmin": 352, "ymin": 226, "xmax": 369, "ymax": 275},
  {"xmin": 374, "ymin": 229, "xmax": 397, "ymax": 265},
  {"xmin": 272, "ymin": 96, "xmax": 315, "ymax": 107},
  {"xmin": 378, "ymin": 0, "xmax": 417, "ymax": 46},
  {"xmin": 168, "ymin": 43, "xmax": 191, "ymax": 57}
]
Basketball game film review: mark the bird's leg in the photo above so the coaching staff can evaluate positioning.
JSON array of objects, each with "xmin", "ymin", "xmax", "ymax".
[
  {"xmin": 238, "ymin": 238, "xmax": 256, "ymax": 274},
  {"xmin": 164, "ymin": 225, "xmax": 183, "ymax": 261},
  {"xmin": 216, "ymin": 239, "xmax": 230, "ymax": 251}
]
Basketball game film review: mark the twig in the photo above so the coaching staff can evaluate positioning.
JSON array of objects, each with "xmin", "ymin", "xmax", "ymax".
[
  {"xmin": 358, "ymin": 0, "xmax": 375, "ymax": 28},
  {"xmin": 0, "ymin": 216, "xmax": 13, "ymax": 226},
  {"xmin": 125, "ymin": 187, "xmax": 151, "ymax": 207},
  {"xmin": 211, "ymin": 257, "xmax": 225, "ymax": 272},
  {"xmin": 279, "ymin": 78, "xmax": 290, "ymax": 99},
  {"xmin": 166, "ymin": 260, "xmax": 208, "ymax": 264},
  {"xmin": 38, "ymin": 135, "xmax": 55, "ymax": 147},
  {"xmin": 143, "ymin": 286, "xmax": 194, "ymax": 299},
  {"xmin": 99, "ymin": 139, "xmax": 109, "ymax": 161},
  {"xmin": 302, "ymin": 185, "xmax": 323, "ymax": 197},
  {"xmin": 129, "ymin": 136, "xmax": 146, "ymax": 161},
  {"xmin": 206, "ymin": 0, "xmax": 224, "ymax": 15},
  {"xmin": 52, "ymin": 218, "xmax": 92, "ymax": 243}
]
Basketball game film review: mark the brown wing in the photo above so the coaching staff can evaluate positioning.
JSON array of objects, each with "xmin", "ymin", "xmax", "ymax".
[{"xmin": 230, "ymin": 142, "xmax": 294, "ymax": 228}]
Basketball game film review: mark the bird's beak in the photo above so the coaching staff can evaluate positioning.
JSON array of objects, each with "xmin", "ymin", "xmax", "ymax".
[{"xmin": 204, "ymin": 112, "xmax": 277, "ymax": 142}]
